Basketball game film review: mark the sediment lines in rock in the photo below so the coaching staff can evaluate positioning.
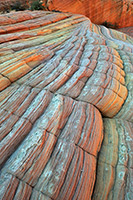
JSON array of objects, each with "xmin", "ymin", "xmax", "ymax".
[
  {"xmin": 1, "ymin": 0, "xmax": 132, "ymax": 29},
  {"xmin": 92, "ymin": 119, "xmax": 133, "ymax": 200},
  {"xmin": 0, "ymin": 11, "xmax": 132, "ymax": 200},
  {"xmin": 117, "ymin": 27, "xmax": 133, "ymax": 38},
  {"xmin": 0, "ymin": 92, "xmax": 103, "ymax": 199},
  {"xmin": 0, "ymin": 11, "xmax": 131, "ymax": 117},
  {"xmin": 47, "ymin": 0, "xmax": 133, "ymax": 28}
]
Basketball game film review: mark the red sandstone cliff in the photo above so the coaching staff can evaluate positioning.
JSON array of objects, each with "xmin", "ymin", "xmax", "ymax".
[
  {"xmin": 0, "ymin": 0, "xmax": 132, "ymax": 28},
  {"xmin": 47, "ymin": 0, "xmax": 133, "ymax": 28}
]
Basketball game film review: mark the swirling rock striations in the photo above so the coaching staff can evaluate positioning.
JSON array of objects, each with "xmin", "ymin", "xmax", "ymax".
[
  {"xmin": 0, "ymin": 11, "xmax": 132, "ymax": 200},
  {"xmin": 93, "ymin": 119, "xmax": 133, "ymax": 200},
  {"xmin": 0, "ymin": 11, "xmax": 130, "ymax": 117}
]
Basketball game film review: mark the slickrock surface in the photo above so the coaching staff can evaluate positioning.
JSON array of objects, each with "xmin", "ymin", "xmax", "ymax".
[{"xmin": 0, "ymin": 11, "xmax": 133, "ymax": 200}]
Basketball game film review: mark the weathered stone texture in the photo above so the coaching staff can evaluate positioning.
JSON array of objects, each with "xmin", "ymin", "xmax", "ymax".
[
  {"xmin": 47, "ymin": 0, "xmax": 133, "ymax": 28},
  {"xmin": 118, "ymin": 27, "xmax": 133, "ymax": 38},
  {"xmin": 0, "ymin": 11, "xmax": 132, "ymax": 200},
  {"xmin": 93, "ymin": 119, "xmax": 133, "ymax": 200},
  {"xmin": 0, "ymin": 90, "xmax": 103, "ymax": 199},
  {"xmin": 0, "ymin": 11, "xmax": 131, "ymax": 117},
  {"xmin": 0, "ymin": 0, "xmax": 132, "ymax": 29}
]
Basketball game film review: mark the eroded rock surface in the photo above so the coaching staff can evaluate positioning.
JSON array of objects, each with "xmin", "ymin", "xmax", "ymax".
[
  {"xmin": 0, "ymin": 0, "xmax": 132, "ymax": 29},
  {"xmin": 117, "ymin": 27, "xmax": 133, "ymax": 38},
  {"xmin": 0, "ymin": 11, "xmax": 133, "ymax": 200},
  {"xmin": 93, "ymin": 119, "xmax": 133, "ymax": 200},
  {"xmin": 47, "ymin": 0, "xmax": 133, "ymax": 28}
]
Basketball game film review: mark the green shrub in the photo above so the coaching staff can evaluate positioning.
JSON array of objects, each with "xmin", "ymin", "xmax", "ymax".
[
  {"xmin": 102, "ymin": 21, "xmax": 118, "ymax": 29},
  {"xmin": 30, "ymin": 0, "xmax": 45, "ymax": 11}
]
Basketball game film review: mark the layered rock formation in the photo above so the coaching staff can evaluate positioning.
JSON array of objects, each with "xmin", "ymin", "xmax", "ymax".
[
  {"xmin": 0, "ymin": 0, "xmax": 132, "ymax": 28},
  {"xmin": 117, "ymin": 27, "xmax": 133, "ymax": 38},
  {"xmin": 47, "ymin": 0, "xmax": 133, "ymax": 28},
  {"xmin": 0, "ymin": 11, "xmax": 132, "ymax": 200},
  {"xmin": 93, "ymin": 119, "xmax": 133, "ymax": 200}
]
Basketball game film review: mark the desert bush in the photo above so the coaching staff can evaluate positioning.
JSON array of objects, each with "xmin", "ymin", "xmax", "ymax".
[{"xmin": 30, "ymin": 0, "xmax": 45, "ymax": 10}]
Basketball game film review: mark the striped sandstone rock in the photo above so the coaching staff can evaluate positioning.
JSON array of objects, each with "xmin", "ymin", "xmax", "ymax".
[{"xmin": 0, "ymin": 11, "xmax": 132, "ymax": 200}]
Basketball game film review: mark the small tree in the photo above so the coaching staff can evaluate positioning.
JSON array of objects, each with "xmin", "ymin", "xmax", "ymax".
[{"xmin": 30, "ymin": 0, "xmax": 45, "ymax": 10}]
